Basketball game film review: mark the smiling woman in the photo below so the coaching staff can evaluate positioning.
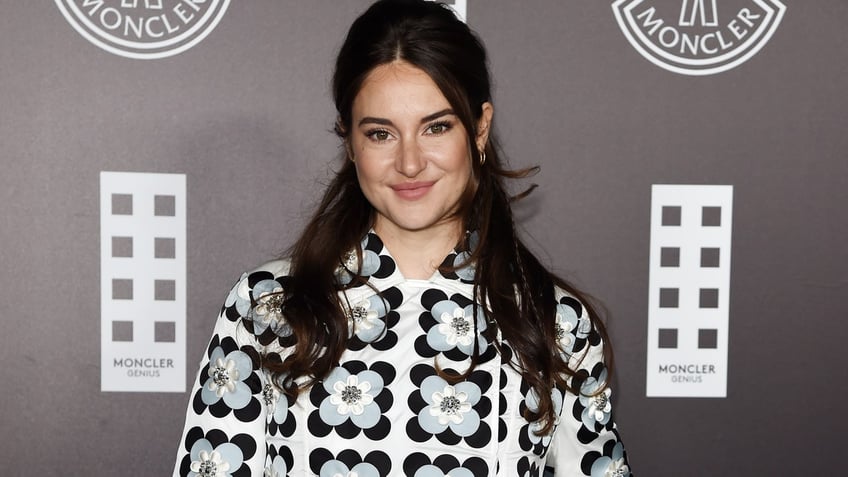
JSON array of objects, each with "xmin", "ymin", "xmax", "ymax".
[
  {"xmin": 173, "ymin": 1, "xmax": 631, "ymax": 476},
  {"xmin": 348, "ymin": 61, "xmax": 492, "ymax": 278}
]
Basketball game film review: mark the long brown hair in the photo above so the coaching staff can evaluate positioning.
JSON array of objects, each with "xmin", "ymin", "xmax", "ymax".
[{"xmin": 266, "ymin": 0, "xmax": 612, "ymax": 435}]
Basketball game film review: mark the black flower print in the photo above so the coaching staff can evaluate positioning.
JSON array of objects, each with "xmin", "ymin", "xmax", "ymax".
[
  {"xmin": 308, "ymin": 360, "xmax": 395, "ymax": 440},
  {"xmin": 406, "ymin": 363, "xmax": 493, "ymax": 448},
  {"xmin": 262, "ymin": 375, "xmax": 296, "ymax": 438},
  {"xmin": 264, "ymin": 443, "xmax": 294, "ymax": 477},
  {"xmin": 309, "ymin": 449, "xmax": 392, "ymax": 477},
  {"xmin": 415, "ymin": 289, "xmax": 497, "ymax": 363},
  {"xmin": 517, "ymin": 380, "xmax": 564, "ymax": 456},
  {"xmin": 178, "ymin": 427, "xmax": 257, "ymax": 477},
  {"xmin": 580, "ymin": 434, "xmax": 631, "ymax": 477},
  {"xmin": 336, "ymin": 233, "xmax": 397, "ymax": 285},
  {"xmin": 346, "ymin": 286, "xmax": 403, "ymax": 351},
  {"xmin": 572, "ymin": 362, "xmax": 615, "ymax": 444},
  {"xmin": 192, "ymin": 336, "xmax": 263, "ymax": 422},
  {"xmin": 517, "ymin": 455, "xmax": 543, "ymax": 477},
  {"xmin": 554, "ymin": 295, "xmax": 597, "ymax": 358},
  {"xmin": 435, "ymin": 230, "xmax": 478, "ymax": 284},
  {"xmin": 403, "ymin": 452, "xmax": 489, "ymax": 477}
]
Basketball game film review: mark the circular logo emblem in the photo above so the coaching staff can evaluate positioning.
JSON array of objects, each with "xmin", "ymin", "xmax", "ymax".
[
  {"xmin": 55, "ymin": 0, "xmax": 230, "ymax": 60},
  {"xmin": 612, "ymin": 0, "xmax": 786, "ymax": 75}
]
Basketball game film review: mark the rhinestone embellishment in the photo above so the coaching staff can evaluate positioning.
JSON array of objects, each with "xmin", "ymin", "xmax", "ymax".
[
  {"xmin": 262, "ymin": 294, "xmax": 283, "ymax": 314},
  {"xmin": 343, "ymin": 250, "xmax": 357, "ymax": 270},
  {"xmin": 197, "ymin": 461, "xmax": 218, "ymax": 477},
  {"xmin": 440, "ymin": 395, "xmax": 462, "ymax": 415},
  {"xmin": 351, "ymin": 305, "xmax": 368, "ymax": 323},
  {"xmin": 262, "ymin": 383, "xmax": 275, "ymax": 406},
  {"xmin": 211, "ymin": 365, "xmax": 230, "ymax": 387},
  {"xmin": 593, "ymin": 393, "xmax": 609, "ymax": 410},
  {"xmin": 450, "ymin": 316, "xmax": 470, "ymax": 336},
  {"xmin": 555, "ymin": 322, "xmax": 566, "ymax": 340},
  {"xmin": 340, "ymin": 385, "xmax": 362, "ymax": 405}
]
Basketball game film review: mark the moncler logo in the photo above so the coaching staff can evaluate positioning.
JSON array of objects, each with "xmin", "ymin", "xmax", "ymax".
[
  {"xmin": 55, "ymin": 0, "xmax": 230, "ymax": 60},
  {"xmin": 612, "ymin": 0, "xmax": 786, "ymax": 75}
]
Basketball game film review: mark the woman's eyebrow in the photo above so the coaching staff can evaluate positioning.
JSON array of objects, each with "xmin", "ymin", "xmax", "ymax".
[
  {"xmin": 357, "ymin": 108, "xmax": 456, "ymax": 127},
  {"xmin": 420, "ymin": 108, "xmax": 455, "ymax": 123}
]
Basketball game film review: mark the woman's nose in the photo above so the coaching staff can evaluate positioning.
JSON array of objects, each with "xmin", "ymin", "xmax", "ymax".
[{"xmin": 396, "ymin": 140, "xmax": 426, "ymax": 177}]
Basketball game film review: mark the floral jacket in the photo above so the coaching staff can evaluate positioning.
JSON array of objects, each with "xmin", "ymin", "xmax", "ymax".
[{"xmin": 173, "ymin": 232, "xmax": 631, "ymax": 477}]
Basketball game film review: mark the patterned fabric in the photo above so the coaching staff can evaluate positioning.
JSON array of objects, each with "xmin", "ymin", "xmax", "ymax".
[{"xmin": 173, "ymin": 232, "xmax": 631, "ymax": 477}]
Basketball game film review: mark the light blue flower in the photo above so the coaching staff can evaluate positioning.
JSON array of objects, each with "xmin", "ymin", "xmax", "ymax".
[
  {"xmin": 264, "ymin": 455, "xmax": 288, "ymax": 477},
  {"xmin": 453, "ymin": 251, "xmax": 475, "ymax": 281},
  {"xmin": 452, "ymin": 231, "xmax": 479, "ymax": 281},
  {"xmin": 524, "ymin": 387, "xmax": 564, "ymax": 446},
  {"xmin": 590, "ymin": 442, "xmax": 630, "ymax": 477},
  {"xmin": 346, "ymin": 295, "xmax": 388, "ymax": 342},
  {"xmin": 262, "ymin": 382, "xmax": 289, "ymax": 424},
  {"xmin": 224, "ymin": 273, "xmax": 251, "ymax": 316},
  {"xmin": 418, "ymin": 375, "xmax": 481, "ymax": 437},
  {"xmin": 319, "ymin": 460, "xmax": 380, "ymax": 477},
  {"xmin": 336, "ymin": 238, "xmax": 381, "ymax": 285},
  {"xmin": 201, "ymin": 347, "xmax": 253, "ymax": 410},
  {"xmin": 415, "ymin": 465, "xmax": 474, "ymax": 477},
  {"xmin": 427, "ymin": 300, "xmax": 488, "ymax": 356},
  {"xmin": 248, "ymin": 279, "xmax": 292, "ymax": 337},
  {"xmin": 579, "ymin": 369, "xmax": 612, "ymax": 429},
  {"xmin": 189, "ymin": 438, "xmax": 243, "ymax": 477},
  {"xmin": 318, "ymin": 366, "xmax": 384, "ymax": 429}
]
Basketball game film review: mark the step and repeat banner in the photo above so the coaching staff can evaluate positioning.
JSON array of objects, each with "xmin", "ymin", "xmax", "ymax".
[{"xmin": 1, "ymin": 1, "xmax": 845, "ymax": 475}]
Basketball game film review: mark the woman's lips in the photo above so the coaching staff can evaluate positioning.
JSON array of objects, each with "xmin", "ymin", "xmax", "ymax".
[{"xmin": 391, "ymin": 181, "xmax": 435, "ymax": 200}]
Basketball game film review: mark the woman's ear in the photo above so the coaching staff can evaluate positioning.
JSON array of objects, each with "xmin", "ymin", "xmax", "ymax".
[
  {"xmin": 476, "ymin": 102, "xmax": 494, "ymax": 151},
  {"xmin": 344, "ymin": 140, "xmax": 355, "ymax": 162},
  {"xmin": 336, "ymin": 118, "xmax": 355, "ymax": 162}
]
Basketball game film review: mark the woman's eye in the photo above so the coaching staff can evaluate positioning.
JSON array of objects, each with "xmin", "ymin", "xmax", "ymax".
[
  {"xmin": 366, "ymin": 129, "xmax": 391, "ymax": 141},
  {"xmin": 427, "ymin": 121, "xmax": 451, "ymax": 135}
]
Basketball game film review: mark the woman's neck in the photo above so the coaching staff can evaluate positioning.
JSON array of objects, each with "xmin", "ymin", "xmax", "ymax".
[{"xmin": 373, "ymin": 220, "xmax": 462, "ymax": 280}]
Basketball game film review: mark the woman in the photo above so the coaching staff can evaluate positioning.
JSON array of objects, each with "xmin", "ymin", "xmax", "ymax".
[{"xmin": 174, "ymin": 1, "xmax": 631, "ymax": 476}]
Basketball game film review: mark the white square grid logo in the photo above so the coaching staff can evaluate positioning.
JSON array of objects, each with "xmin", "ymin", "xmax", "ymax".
[
  {"xmin": 100, "ymin": 172, "xmax": 186, "ymax": 392},
  {"xmin": 646, "ymin": 185, "xmax": 733, "ymax": 397}
]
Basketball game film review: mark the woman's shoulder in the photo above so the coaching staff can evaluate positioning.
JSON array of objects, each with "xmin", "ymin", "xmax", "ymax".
[
  {"xmin": 242, "ymin": 258, "xmax": 292, "ymax": 281},
  {"xmin": 227, "ymin": 258, "xmax": 291, "ymax": 298},
  {"xmin": 218, "ymin": 258, "xmax": 296, "ymax": 348}
]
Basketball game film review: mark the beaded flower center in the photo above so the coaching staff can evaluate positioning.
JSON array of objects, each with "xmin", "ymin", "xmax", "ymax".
[
  {"xmin": 440, "ymin": 395, "xmax": 462, "ymax": 415},
  {"xmin": 450, "ymin": 316, "xmax": 471, "ymax": 336},
  {"xmin": 264, "ymin": 295, "xmax": 283, "ymax": 313},
  {"xmin": 610, "ymin": 468, "xmax": 628, "ymax": 477},
  {"xmin": 262, "ymin": 383, "xmax": 275, "ymax": 406},
  {"xmin": 594, "ymin": 393, "xmax": 609, "ymax": 410},
  {"xmin": 197, "ymin": 461, "xmax": 218, "ymax": 477},
  {"xmin": 211, "ymin": 366, "xmax": 230, "ymax": 387},
  {"xmin": 343, "ymin": 250, "xmax": 357, "ymax": 270},
  {"xmin": 341, "ymin": 385, "xmax": 363, "ymax": 405},
  {"xmin": 555, "ymin": 323, "xmax": 566, "ymax": 340},
  {"xmin": 351, "ymin": 305, "xmax": 368, "ymax": 323}
]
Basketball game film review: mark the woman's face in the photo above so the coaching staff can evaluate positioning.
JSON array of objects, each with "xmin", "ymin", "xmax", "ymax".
[{"xmin": 349, "ymin": 60, "xmax": 491, "ymax": 240}]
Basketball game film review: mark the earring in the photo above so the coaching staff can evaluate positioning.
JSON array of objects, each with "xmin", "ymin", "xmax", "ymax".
[{"xmin": 479, "ymin": 151, "xmax": 487, "ymax": 165}]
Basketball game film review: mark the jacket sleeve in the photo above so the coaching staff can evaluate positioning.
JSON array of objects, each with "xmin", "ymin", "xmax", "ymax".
[
  {"xmin": 543, "ymin": 293, "xmax": 632, "ymax": 477},
  {"xmin": 173, "ymin": 264, "xmax": 289, "ymax": 477}
]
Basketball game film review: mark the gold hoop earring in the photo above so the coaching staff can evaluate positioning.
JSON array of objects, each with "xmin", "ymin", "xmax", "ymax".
[{"xmin": 479, "ymin": 151, "xmax": 487, "ymax": 166}]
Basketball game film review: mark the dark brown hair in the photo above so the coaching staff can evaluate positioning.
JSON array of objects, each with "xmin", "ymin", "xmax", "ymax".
[{"xmin": 266, "ymin": 0, "xmax": 612, "ymax": 434}]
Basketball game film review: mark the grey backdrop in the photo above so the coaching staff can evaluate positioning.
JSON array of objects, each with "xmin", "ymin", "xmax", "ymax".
[{"xmin": 1, "ymin": 1, "xmax": 845, "ymax": 475}]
